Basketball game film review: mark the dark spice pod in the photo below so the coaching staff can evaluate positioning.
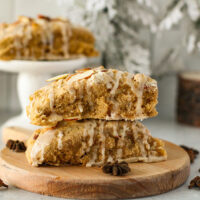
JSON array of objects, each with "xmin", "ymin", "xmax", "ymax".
[
  {"xmin": 102, "ymin": 161, "xmax": 131, "ymax": 176},
  {"xmin": 180, "ymin": 145, "xmax": 199, "ymax": 163},
  {"xmin": 6, "ymin": 139, "xmax": 26, "ymax": 152},
  {"xmin": 0, "ymin": 179, "xmax": 8, "ymax": 188},
  {"xmin": 189, "ymin": 176, "xmax": 200, "ymax": 189}
]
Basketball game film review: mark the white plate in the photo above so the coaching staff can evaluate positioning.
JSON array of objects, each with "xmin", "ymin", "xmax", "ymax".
[{"xmin": 0, "ymin": 56, "xmax": 101, "ymax": 74}]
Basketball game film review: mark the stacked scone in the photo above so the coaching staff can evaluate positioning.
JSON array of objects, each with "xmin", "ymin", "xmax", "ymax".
[
  {"xmin": 0, "ymin": 15, "xmax": 98, "ymax": 60},
  {"xmin": 26, "ymin": 66, "xmax": 167, "ymax": 167}
]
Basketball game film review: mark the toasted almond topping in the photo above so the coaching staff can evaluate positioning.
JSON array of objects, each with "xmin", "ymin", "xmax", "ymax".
[
  {"xmin": 46, "ymin": 74, "xmax": 70, "ymax": 82},
  {"xmin": 38, "ymin": 15, "xmax": 51, "ymax": 21},
  {"xmin": 66, "ymin": 74, "xmax": 74, "ymax": 81},
  {"xmin": 67, "ymin": 70, "xmax": 95, "ymax": 84},
  {"xmin": 75, "ymin": 68, "xmax": 92, "ymax": 73},
  {"xmin": 94, "ymin": 66, "xmax": 105, "ymax": 71}
]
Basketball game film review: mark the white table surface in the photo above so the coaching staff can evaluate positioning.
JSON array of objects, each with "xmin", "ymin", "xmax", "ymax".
[{"xmin": 0, "ymin": 113, "xmax": 200, "ymax": 200}]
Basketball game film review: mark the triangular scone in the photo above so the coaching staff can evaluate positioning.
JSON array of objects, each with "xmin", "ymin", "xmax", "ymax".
[
  {"xmin": 26, "ymin": 120, "xmax": 167, "ymax": 167},
  {"xmin": 0, "ymin": 15, "xmax": 98, "ymax": 60},
  {"xmin": 27, "ymin": 67, "xmax": 158, "ymax": 127}
]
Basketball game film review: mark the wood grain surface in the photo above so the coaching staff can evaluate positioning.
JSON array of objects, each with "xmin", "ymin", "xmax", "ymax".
[
  {"xmin": 0, "ymin": 141, "xmax": 190, "ymax": 199},
  {"xmin": 2, "ymin": 126, "xmax": 32, "ymax": 144}
]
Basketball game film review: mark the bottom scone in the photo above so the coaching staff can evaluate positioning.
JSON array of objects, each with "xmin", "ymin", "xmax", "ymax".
[{"xmin": 26, "ymin": 120, "xmax": 167, "ymax": 167}]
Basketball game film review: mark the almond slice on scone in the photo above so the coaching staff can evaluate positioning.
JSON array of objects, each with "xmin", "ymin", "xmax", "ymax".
[{"xmin": 46, "ymin": 74, "xmax": 70, "ymax": 82}]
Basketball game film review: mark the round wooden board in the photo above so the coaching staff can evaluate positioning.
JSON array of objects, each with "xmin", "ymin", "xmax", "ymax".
[{"xmin": 0, "ymin": 141, "xmax": 190, "ymax": 199}]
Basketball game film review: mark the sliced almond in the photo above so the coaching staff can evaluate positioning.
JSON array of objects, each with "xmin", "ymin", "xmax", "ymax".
[
  {"xmin": 75, "ymin": 68, "xmax": 92, "ymax": 73},
  {"xmin": 46, "ymin": 74, "xmax": 70, "ymax": 82},
  {"xmin": 94, "ymin": 66, "xmax": 105, "ymax": 71},
  {"xmin": 38, "ymin": 15, "xmax": 51, "ymax": 21},
  {"xmin": 67, "ymin": 70, "xmax": 95, "ymax": 84}
]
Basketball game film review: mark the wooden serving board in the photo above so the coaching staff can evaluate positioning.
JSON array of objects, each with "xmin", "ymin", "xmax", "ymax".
[
  {"xmin": 0, "ymin": 141, "xmax": 190, "ymax": 199},
  {"xmin": 2, "ymin": 126, "xmax": 32, "ymax": 144}
]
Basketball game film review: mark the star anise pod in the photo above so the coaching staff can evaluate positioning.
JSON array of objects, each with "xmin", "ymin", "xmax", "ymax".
[
  {"xmin": 180, "ymin": 145, "xmax": 199, "ymax": 163},
  {"xmin": 102, "ymin": 161, "xmax": 131, "ymax": 176},
  {"xmin": 0, "ymin": 179, "xmax": 8, "ymax": 188},
  {"xmin": 6, "ymin": 139, "xmax": 26, "ymax": 152},
  {"xmin": 188, "ymin": 176, "xmax": 200, "ymax": 189}
]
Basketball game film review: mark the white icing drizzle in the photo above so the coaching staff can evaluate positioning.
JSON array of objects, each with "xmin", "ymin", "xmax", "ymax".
[
  {"xmin": 125, "ymin": 73, "xmax": 135, "ymax": 92},
  {"xmin": 34, "ymin": 18, "xmax": 71, "ymax": 59},
  {"xmin": 108, "ymin": 71, "xmax": 122, "ymax": 118},
  {"xmin": 107, "ymin": 155, "xmax": 114, "ymax": 163},
  {"xmin": 85, "ymin": 121, "xmax": 97, "ymax": 153},
  {"xmin": 88, "ymin": 123, "xmax": 96, "ymax": 147},
  {"xmin": 86, "ymin": 147, "xmax": 98, "ymax": 167},
  {"xmin": 48, "ymin": 112, "xmax": 63, "ymax": 123},
  {"xmin": 116, "ymin": 123, "xmax": 128, "ymax": 159},
  {"xmin": 86, "ymin": 80, "xmax": 93, "ymax": 106},
  {"xmin": 81, "ymin": 140, "xmax": 87, "ymax": 156},
  {"xmin": 112, "ymin": 123, "xmax": 118, "ymax": 137},
  {"xmin": 110, "ymin": 71, "xmax": 122, "ymax": 95},
  {"xmin": 11, "ymin": 23, "xmax": 24, "ymax": 59},
  {"xmin": 133, "ymin": 122, "xmax": 148, "ymax": 157},
  {"xmin": 30, "ymin": 129, "xmax": 56, "ymax": 166},
  {"xmin": 48, "ymin": 85, "xmax": 54, "ymax": 111},
  {"xmin": 78, "ymin": 103, "xmax": 83, "ymax": 113},
  {"xmin": 116, "ymin": 149, "xmax": 123, "ymax": 159},
  {"xmin": 86, "ymin": 121, "xmax": 106, "ymax": 167},
  {"xmin": 135, "ymin": 74, "xmax": 147, "ymax": 117},
  {"xmin": 58, "ymin": 21, "xmax": 72, "ymax": 57},
  {"xmin": 57, "ymin": 131, "xmax": 63, "ymax": 150},
  {"xmin": 97, "ymin": 121, "xmax": 106, "ymax": 165},
  {"xmin": 45, "ymin": 20, "xmax": 54, "ymax": 56},
  {"xmin": 67, "ymin": 85, "xmax": 76, "ymax": 103},
  {"xmin": 77, "ymin": 80, "xmax": 84, "ymax": 99},
  {"xmin": 139, "ymin": 137, "xmax": 146, "ymax": 157},
  {"xmin": 23, "ymin": 25, "xmax": 33, "ymax": 57},
  {"xmin": 36, "ymin": 19, "xmax": 48, "ymax": 57},
  {"xmin": 57, "ymin": 79, "xmax": 63, "ymax": 89}
]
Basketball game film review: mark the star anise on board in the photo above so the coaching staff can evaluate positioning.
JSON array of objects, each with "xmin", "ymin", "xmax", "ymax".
[
  {"xmin": 180, "ymin": 145, "xmax": 199, "ymax": 163},
  {"xmin": 188, "ymin": 176, "xmax": 200, "ymax": 189},
  {"xmin": 6, "ymin": 139, "xmax": 26, "ymax": 152},
  {"xmin": 102, "ymin": 161, "xmax": 131, "ymax": 176},
  {"xmin": 0, "ymin": 179, "xmax": 8, "ymax": 188}
]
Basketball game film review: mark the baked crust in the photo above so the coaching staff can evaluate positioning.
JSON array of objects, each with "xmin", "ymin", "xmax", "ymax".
[
  {"xmin": 0, "ymin": 15, "xmax": 98, "ymax": 60},
  {"xmin": 27, "ymin": 66, "xmax": 158, "ymax": 127},
  {"xmin": 26, "ymin": 120, "xmax": 167, "ymax": 167}
]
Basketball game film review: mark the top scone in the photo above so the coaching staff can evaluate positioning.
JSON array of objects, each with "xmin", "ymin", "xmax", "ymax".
[
  {"xmin": 0, "ymin": 15, "xmax": 98, "ymax": 60},
  {"xmin": 27, "ymin": 66, "xmax": 158, "ymax": 127}
]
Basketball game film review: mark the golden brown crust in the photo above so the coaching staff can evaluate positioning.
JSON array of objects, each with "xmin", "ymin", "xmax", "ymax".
[
  {"xmin": 27, "ymin": 67, "xmax": 158, "ymax": 127},
  {"xmin": 0, "ymin": 15, "xmax": 98, "ymax": 60},
  {"xmin": 26, "ymin": 120, "xmax": 167, "ymax": 167}
]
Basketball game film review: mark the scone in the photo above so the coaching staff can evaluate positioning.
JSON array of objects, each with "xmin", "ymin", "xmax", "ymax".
[
  {"xmin": 27, "ymin": 66, "xmax": 158, "ymax": 127},
  {"xmin": 0, "ymin": 15, "xmax": 98, "ymax": 60},
  {"xmin": 26, "ymin": 120, "xmax": 167, "ymax": 167}
]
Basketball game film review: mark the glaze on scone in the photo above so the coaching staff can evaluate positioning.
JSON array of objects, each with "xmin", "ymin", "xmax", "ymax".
[
  {"xmin": 27, "ymin": 66, "xmax": 158, "ymax": 127},
  {"xmin": 0, "ymin": 15, "xmax": 98, "ymax": 60},
  {"xmin": 26, "ymin": 120, "xmax": 167, "ymax": 167}
]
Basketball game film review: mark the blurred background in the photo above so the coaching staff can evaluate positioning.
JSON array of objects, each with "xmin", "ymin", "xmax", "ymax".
[{"xmin": 0, "ymin": 0, "xmax": 200, "ymax": 123}]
